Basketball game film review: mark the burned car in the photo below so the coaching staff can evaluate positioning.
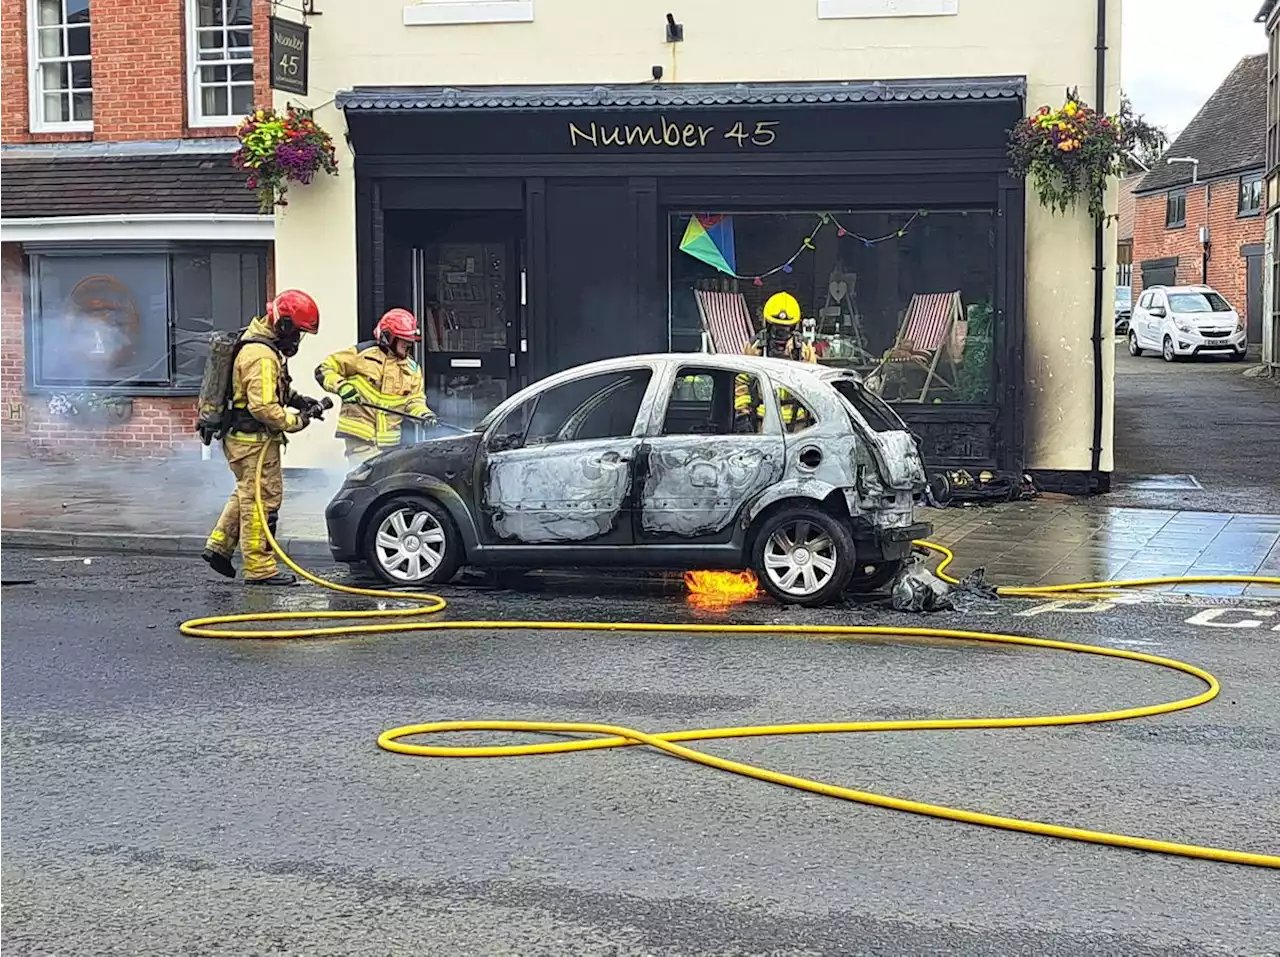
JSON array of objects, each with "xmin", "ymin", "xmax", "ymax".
[{"xmin": 325, "ymin": 354, "xmax": 932, "ymax": 606}]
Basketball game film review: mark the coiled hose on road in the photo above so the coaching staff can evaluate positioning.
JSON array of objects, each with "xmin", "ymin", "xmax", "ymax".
[{"xmin": 179, "ymin": 446, "xmax": 1280, "ymax": 870}]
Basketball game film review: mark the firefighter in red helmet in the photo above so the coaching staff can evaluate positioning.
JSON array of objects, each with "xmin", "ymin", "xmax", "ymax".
[
  {"xmin": 202, "ymin": 289, "xmax": 325, "ymax": 586},
  {"xmin": 315, "ymin": 307, "xmax": 434, "ymax": 466}
]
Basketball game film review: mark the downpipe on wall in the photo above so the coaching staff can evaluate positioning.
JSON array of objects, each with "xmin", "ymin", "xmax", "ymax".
[{"xmin": 1089, "ymin": 0, "xmax": 1107, "ymax": 482}]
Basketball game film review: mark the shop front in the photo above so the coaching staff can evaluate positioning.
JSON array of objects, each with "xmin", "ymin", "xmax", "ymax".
[{"xmin": 337, "ymin": 77, "xmax": 1027, "ymax": 471}]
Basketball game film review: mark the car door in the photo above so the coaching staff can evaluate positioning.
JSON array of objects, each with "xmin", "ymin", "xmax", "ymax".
[
  {"xmin": 635, "ymin": 363, "xmax": 785, "ymax": 543},
  {"xmin": 477, "ymin": 366, "xmax": 655, "ymax": 545},
  {"xmin": 1134, "ymin": 291, "xmax": 1153, "ymax": 345},
  {"xmin": 1150, "ymin": 290, "xmax": 1172, "ymax": 344}
]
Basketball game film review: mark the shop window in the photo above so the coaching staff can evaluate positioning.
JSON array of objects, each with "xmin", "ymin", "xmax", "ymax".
[
  {"xmin": 187, "ymin": 0, "xmax": 254, "ymax": 125},
  {"xmin": 829, "ymin": 378, "xmax": 901, "ymax": 433},
  {"xmin": 523, "ymin": 369, "xmax": 651, "ymax": 446},
  {"xmin": 663, "ymin": 367, "xmax": 768, "ymax": 435},
  {"xmin": 28, "ymin": 0, "xmax": 93, "ymax": 132},
  {"xmin": 1238, "ymin": 174, "xmax": 1263, "ymax": 217},
  {"xmin": 1166, "ymin": 191, "xmax": 1187, "ymax": 228},
  {"xmin": 668, "ymin": 210, "xmax": 996, "ymax": 405},
  {"xmin": 27, "ymin": 247, "xmax": 268, "ymax": 395}
]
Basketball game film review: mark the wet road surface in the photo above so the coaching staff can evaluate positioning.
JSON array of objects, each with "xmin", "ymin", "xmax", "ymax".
[
  {"xmin": 1112, "ymin": 343, "xmax": 1280, "ymax": 514},
  {"xmin": 3, "ymin": 548, "xmax": 1279, "ymax": 956}
]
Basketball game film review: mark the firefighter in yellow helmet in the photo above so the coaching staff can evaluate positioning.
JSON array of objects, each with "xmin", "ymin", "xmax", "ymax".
[
  {"xmin": 315, "ymin": 308, "xmax": 435, "ymax": 467},
  {"xmin": 735, "ymin": 291, "xmax": 818, "ymax": 431}
]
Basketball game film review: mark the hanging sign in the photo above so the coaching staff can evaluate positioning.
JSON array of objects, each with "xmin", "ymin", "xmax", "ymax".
[{"xmin": 269, "ymin": 17, "xmax": 309, "ymax": 96}]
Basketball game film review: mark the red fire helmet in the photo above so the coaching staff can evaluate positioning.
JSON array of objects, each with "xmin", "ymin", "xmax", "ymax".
[
  {"xmin": 269, "ymin": 290, "xmax": 320, "ymax": 334},
  {"xmin": 374, "ymin": 308, "xmax": 421, "ymax": 344}
]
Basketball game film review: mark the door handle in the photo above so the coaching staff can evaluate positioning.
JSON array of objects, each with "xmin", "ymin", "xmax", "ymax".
[{"xmin": 598, "ymin": 451, "xmax": 631, "ymax": 465}]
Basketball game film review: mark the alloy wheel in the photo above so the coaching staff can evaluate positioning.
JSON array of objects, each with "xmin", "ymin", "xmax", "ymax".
[
  {"xmin": 762, "ymin": 519, "xmax": 840, "ymax": 598},
  {"xmin": 1163, "ymin": 337, "xmax": 1175, "ymax": 362},
  {"xmin": 374, "ymin": 507, "xmax": 446, "ymax": 582}
]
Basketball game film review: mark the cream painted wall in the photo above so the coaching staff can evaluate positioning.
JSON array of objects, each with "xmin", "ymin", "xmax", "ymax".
[{"xmin": 274, "ymin": 0, "xmax": 1122, "ymax": 473}]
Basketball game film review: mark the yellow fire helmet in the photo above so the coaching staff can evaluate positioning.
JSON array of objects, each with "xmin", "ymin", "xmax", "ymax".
[{"xmin": 762, "ymin": 291, "xmax": 802, "ymax": 326}]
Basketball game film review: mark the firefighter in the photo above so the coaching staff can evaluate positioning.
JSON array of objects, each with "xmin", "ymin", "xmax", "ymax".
[
  {"xmin": 315, "ymin": 308, "xmax": 435, "ymax": 466},
  {"xmin": 202, "ymin": 290, "xmax": 324, "ymax": 586},
  {"xmin": 735, "ymin": 291, "xmax": 817, "ymax": 431}
]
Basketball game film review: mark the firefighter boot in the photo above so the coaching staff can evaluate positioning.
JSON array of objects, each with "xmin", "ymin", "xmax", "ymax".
[{"xmin": 201, "ymin": 549, "xmax": 236, "ymax": 579}]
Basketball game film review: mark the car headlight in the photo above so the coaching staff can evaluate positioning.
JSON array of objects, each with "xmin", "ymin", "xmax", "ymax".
[
  {"xmin": 1236, "ymin": 318, "xmax": 1246, "ymax": 332},
  {"xmin": 346, "ymin": 465, "xmax": 372, "ymax": 484},
  {"xmin": 1174, "ymin": 318, "xmax": 1192, "ymax": 333}
]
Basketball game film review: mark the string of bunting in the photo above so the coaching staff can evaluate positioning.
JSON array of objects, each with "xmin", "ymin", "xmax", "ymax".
[{"xmin": 680, "ymin": 211, "xmax": 927, "ymax": 285}]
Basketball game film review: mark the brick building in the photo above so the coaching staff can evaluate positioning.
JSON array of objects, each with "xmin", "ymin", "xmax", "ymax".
[
  {"xmin": 1257, "ymin": 0, "xmax": 1280, "ymax": 371},
  {"xmin": 0, "ymin": 0, "xmax": 274, "ymax": 458},
  {"xmin": 1131, "ymin": 54, "xmax": 1266, "ymax": 348}
]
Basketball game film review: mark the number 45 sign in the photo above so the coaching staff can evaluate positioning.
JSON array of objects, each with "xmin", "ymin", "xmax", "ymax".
[{"xmin": 269, "ymin": 17, "xmax": 309, "ymax": 97}]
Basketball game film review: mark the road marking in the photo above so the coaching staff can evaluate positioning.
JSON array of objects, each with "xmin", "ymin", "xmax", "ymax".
[
  {"xmin": 1184, "ymin": 607, "xmax": 1279, "ymax": 630},
  {"xmin": 32, "ymin": 555, "xmax": 103, "ymax": 563}
]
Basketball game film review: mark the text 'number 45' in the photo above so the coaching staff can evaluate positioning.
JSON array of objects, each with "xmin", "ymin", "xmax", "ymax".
[
  {"xmin": 278, "ymin": 54, "xmax": 300, "ymax": 76},
  {"xmin": 724, "ymin": 121, "xmax": 778, "ymax": 147}
]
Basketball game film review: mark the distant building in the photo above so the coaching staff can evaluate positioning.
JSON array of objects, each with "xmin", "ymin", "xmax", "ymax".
[
  {"xmin": 1116, "ymin": 174, "xmax": 1144, "ymax": 287},
  {"xmin": 1131, "ymin": 55, "xmax": 1266, "ymax": 350},
  {"xmin": 1257, "ymin": 0, "xmax": 1280, "ymax": 371}
]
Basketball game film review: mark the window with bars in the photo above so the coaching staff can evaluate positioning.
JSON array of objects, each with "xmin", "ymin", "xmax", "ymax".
[
  {"xmin": 27, "ymin": 0, "xmax": 92, "ymax": 131},
  {"xmin": 188, "ymin": 0, "xmax": 254, "ymax": 125}
]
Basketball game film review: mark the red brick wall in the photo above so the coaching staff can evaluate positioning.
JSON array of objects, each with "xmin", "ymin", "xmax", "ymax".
[
  {"xmin": 1132, "ymin": 176, "xmax": 1266, "ymax": 328},
  {"xmin": 1, "ymin": 1, "xmax": 272, "ymax": 457},
  {"xmin": 2, "ymin": 0, "xmax": 270, "ymax": 144}
]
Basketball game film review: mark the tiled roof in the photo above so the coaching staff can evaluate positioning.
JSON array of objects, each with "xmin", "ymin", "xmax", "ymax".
[
  {"xmin": 1134, "ymin": 54, "xmax": 1267, "ymax": 194},
  {"xmin": 0, "ymin": 153, "xmax": 258, "ymax": 219},
  {"xmin": 337, "ymin": 76, "xmax": 1026, "ymax": 112}
]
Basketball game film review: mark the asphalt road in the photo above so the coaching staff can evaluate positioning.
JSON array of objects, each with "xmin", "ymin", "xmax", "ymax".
[
  {"xmin": 1112, "ymin": 343, "xmax": 1280, "ymax": 514},
  {"xmin": 3, "ymin": 548, "xmax": 1279, "ymax": 956}
]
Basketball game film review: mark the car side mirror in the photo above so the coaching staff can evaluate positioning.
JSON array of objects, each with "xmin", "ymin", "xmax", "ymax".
[{"xmin": 1150, "ymin": 306, "xmax": 1166, "ymax": 318}]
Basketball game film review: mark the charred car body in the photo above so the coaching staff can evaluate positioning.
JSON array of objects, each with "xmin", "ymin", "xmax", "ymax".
[{"xmin": 325, "ymin": 354, "xmax": 932, "ymax": 606}]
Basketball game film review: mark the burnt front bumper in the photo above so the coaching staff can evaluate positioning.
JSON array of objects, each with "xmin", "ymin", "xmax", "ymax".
[{"xmin": 324, "ymin": 484, "xmax": 380, "ymax": 562}]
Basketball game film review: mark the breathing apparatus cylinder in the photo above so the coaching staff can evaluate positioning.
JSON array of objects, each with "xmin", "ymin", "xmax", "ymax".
[{"xmin": 195, "ymin": 329, "xmax": 245, "ymax": 445}]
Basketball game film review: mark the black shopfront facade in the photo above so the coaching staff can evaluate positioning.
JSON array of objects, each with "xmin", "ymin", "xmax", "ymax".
[{"xmin": 338, "ymin": 77, "xmax": 1027, "ymax": 471}]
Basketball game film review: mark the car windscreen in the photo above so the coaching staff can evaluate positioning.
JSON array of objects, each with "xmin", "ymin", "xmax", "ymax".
[
  {"xmin": 1168, "ymin": 292, "xmax": 1230, "ymax": 313},
  {"xmin": 1114, "ymin": 287, "xmax": 1131, "ymax": 305},
  {"xmin": 828, "ymin": 378, "xmax": 904, "ymax": 433}
]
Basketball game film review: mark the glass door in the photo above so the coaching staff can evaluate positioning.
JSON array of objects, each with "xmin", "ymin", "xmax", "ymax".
[{"xmin": 412, "ymin": 240, "xmax": 523, "ymax": 429}]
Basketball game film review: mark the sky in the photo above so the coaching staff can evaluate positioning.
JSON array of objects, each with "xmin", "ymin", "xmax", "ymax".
[{"xmin": 1122, "ymin": 0, "xmax": 1267, "ymax": 142}]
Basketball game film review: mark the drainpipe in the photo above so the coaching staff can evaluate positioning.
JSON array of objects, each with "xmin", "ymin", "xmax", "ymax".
[{"xmin": 1089, "ymin": 0, "xmax": 1107, "ymax": 481}]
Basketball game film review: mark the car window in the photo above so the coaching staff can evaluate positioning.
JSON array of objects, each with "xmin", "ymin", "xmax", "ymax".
[
  {"xmin": 524, "ymin": 369, "xmax": 651, "ymax": 446},
  {"xmin": 1115, "ymin": 287, "xmax": 1131, "ymax": 305},
  {"xmin": 776, "ymin": 387, "xmax": 816, "ymax": 434},
  {"xmin": 663, "ymin": 367, "xmax": 766, "ymax": 435},
  {"xmin": 488, "ymin": 397, "xmax": 534, "ymax": 450},
  {"xmin": 829, "ymin": 378, "xmax": 902, "ymax": 433},
  {"xmin": 1168, "ymin": 292, "xmax": 1231, "ymax": 313},
  {"xmin": 1138, "ymin": 292, "xmax": 1152, "ymax": 309}
]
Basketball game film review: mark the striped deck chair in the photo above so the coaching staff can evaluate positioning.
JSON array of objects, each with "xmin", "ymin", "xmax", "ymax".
[
  {"xmin": 882, "ymin": 291, "xmax": 966, "ymax": 402},
  {"xmin": 693, "ymin": 289, "xmax": 755, "ymax": 355}
]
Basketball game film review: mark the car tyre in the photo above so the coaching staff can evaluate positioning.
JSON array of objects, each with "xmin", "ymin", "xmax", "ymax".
[
  {"xmin": 846, "ymin": 559, "xmax": 904, "ymax": 595},
  {"xmin": 1127, "ymin": 331, "xmax": 1143, "ymax": 357},
  {"xmin": 751, "ymin": 506, "xmax": 854, "ymax": 607},
  {"xmin": 364, "ymin": 496, "xmax": 462, "ymax": 588},
  {"xmin": 1162, "ymin": 336, "xmax": 1178, "ymax": 363}
]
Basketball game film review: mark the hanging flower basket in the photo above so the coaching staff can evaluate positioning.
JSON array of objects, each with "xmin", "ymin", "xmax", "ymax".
[
  {"xmin": 1008, "ymin": 89, "xmax": 1164, "ymax": 222},
  {"xmin": 233, "ymin": 106, "xmax": 339, "ymax": 213}
]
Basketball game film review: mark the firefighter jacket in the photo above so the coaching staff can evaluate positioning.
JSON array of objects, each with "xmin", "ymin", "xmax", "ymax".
[
  {"xmin": 315, "ymin": 341, "xmax": 431, "ymax": 448},
  {"xmin": 227, "ymin": 318, "xmax": 306, "ymax": 442},
  {"xmin": 735, "ymin": 332, "xmax": 817, "ymax": 428}
]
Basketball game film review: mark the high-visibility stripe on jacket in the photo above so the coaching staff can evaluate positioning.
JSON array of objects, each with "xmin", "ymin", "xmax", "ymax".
[
  {"xmin": 734, "ymin": 332, "xmax": 817, "ymax": 427},
  {"xmin": 315, "ymin": 342, "xmax": 431, "ymax": 448},
  {"xmin": 227, "ymin": 317, "xmax": 303, "ymax": 442}
]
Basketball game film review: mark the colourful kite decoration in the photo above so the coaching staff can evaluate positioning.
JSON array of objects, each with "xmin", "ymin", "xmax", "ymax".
[{"xmin": 679, "ymin": 214, "xmax": 737, "ymax": 276}]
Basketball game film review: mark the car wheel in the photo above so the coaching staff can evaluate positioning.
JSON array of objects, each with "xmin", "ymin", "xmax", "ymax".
[
  {"xmin": 1127, "ymin": 331, "xmax": 1142, "ymax": 357},
  {"xmin": 1162, "ymin": 336, "xmax": 1177, "ymax": 362},
  {"xmin": 846, "ymin": 560, "xmax": 904, "ymax": 595},
  {"xmin": 363, "ymin": 496, "xmax": 461, "ymax": 587},
  {"xmin": 751, "ymin": 506, "xmax": 854, "ymax": 607}
]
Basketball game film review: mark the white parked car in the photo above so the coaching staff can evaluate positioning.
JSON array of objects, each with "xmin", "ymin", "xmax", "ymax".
[{"xmin": 1126, "ymin": 285, "xmax": 1247, "ymax": 362}]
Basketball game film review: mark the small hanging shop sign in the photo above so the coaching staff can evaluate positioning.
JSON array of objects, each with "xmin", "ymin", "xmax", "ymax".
[{"xmin": 269, "ymin": 16, "xmax": 309, "ymax": 96}]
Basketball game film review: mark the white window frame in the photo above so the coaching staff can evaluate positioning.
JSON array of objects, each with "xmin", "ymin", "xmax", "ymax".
[
  {"xmin": 403, "ymin": 0, "xmax": 533, "ymax": 27},
  {"xmin": 186, "ymin": 0, "xmax": 255, "ymax": 128},
  {"xmin": 818, "ymin": 0, "xmax": 957, "ymax": 19},
  {"xmin": 26, "ymin": 0, "xmax": 93, "ymax": 133}
]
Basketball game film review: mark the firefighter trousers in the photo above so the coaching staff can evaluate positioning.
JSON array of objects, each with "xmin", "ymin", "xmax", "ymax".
[
  {"xmin": 205, "ymin": 436, "xmax": 285, "ymax": 581},
  {"xmin": 344, "ymin": 437, "xmax": 385, "ymax": 468}
]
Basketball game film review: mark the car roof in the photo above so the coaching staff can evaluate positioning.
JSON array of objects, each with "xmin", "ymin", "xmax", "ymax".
[{"xmin": 1145, "ymin": 285, "xmax": 1218, "ymax": 294}]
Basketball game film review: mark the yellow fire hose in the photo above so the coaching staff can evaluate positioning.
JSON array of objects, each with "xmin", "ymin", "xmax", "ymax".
[{"xmin": 179, "ymin": 446, "xmax": 1280, "ymax": 869}]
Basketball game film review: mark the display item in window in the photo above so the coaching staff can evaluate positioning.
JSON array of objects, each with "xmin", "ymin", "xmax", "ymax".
[
  {"xmin": 202, "ymin": 290, "xmax": 323, "ymax": 586},
  {"xmin": 315, "ymin": 307, "xmax": 435, "ymax": 466}
]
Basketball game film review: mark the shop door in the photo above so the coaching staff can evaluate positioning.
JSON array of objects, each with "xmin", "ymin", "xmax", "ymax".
[
  {"xmin": 1244, "ymin": 245, "xmax": 1264, "ymax": 344},
  {"xmin": 411, "ymin": 233, "xmax": 524, "ymax": 429}
]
